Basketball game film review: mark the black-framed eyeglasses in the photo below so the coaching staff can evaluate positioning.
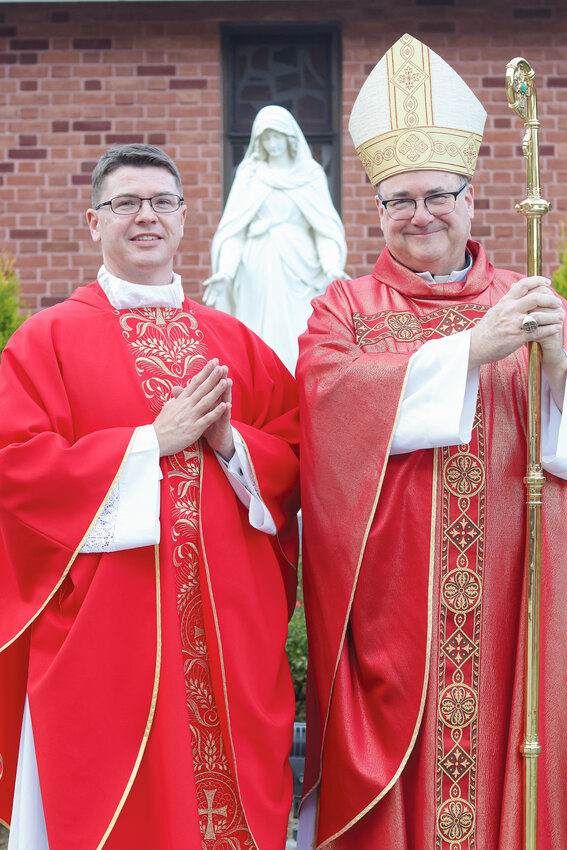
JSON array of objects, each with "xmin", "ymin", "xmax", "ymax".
[
  {"xmin": 379, "ymin": 182, "xmax": 468, "ymax": 221},
  {"xmin": 95, "ymin": 194, "xmax": 184, "ymax": 215}
]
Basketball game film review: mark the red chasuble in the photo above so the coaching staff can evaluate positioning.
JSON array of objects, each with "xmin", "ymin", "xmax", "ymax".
[
  {"xmin": 0, "ymin": 282, "xmax": 300, "ymax": 850},
  {"xmin": 296, "ymin": 241, "xmax": 567, "ymax": 849}
]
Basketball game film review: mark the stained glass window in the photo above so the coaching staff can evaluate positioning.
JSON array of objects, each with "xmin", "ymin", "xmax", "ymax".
[{"xmin": 221, "ymin": 24, "xmax": 342, "ymax": 209}]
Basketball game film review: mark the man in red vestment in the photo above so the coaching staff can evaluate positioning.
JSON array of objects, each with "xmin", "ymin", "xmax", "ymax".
[
  {"xmin": 296, "ymin": 35, "xmax": 567, "ymax": 849},
  {"xmin": 0, "ymin": 144, "xmax": 300, "ymax": 850}
]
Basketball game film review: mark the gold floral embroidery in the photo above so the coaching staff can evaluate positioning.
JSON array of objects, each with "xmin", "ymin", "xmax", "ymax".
[
  {"xmin": 441, "ymin": 570, "xmax": 481, "ymax": 614},
  {"xmin": 120, "ymin": 307, "xmax": 255, "ymax": 849},
  {"xmin": 439, "ymin": 685, "xmax": 478, "ymax": 729},
  {"xmin": 437, "ymin": 797, "xmax": 475, "ymax": 843},
  {"xmin": 120, "ymin": 307, "xmax": 207, "ymax": 415},
  {"xmin": 353, "ymin": 304, "xmax": 488, "ymax": 348},
  {"xmin": 443, "ymin": 454, "xmax": 485, "ymax": 498}
]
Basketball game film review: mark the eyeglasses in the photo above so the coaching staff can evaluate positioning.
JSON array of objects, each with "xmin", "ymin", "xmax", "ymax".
[
  {"xmin": 379, "ymin": 183, "xmax": 468, "ymax": 221},
  {"xmin": 95, "ymin": 194, "xmax": 184, "ymax": 215}
]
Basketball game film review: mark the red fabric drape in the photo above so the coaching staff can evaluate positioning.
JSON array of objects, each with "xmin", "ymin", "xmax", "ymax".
[
  {"xmin": 0, "ymin": 283, "xmax": 300, "ymax": 849},
  {"xmin": 297, "ymin": 242, "xmax": 567, "ymax": 848}
]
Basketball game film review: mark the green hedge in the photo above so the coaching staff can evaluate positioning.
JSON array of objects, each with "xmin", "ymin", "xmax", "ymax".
[
  {"xmin": 0, "ymin": 256, "xmax": 28, "ymax": 354},
  {"xmin": 286, "ymin": 558, "xmax": 308, "ymax": 721},
  {"xmin": 552, "ymin": 224, "xmax": 567, "ymax": 300}
]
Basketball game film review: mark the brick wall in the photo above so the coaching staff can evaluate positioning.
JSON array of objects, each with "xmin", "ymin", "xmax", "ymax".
[
  {"xmin": 1, "ymin": 0, "xmax": 566, "ymax": 310},
  {"xmin": 341, "ymin": 2, "xmax": 567, "ymax": 276}
]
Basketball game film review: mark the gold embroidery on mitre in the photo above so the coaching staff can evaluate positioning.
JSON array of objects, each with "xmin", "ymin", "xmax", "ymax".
[
  {"xmin": 387, "ymin": 31, "xmax": 433, "ymax": 131},
  {"xmin": 357, "ymin": 127, "xmax": 482, "ymax": 185},
  {"xmin": 356, "ymin": 33, "xmax": 482, "ymax": 184}
]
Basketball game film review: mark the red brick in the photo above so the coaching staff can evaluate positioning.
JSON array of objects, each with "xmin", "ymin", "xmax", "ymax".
[
  {"xmin": 170, "ymin": 79, "xmax": 207, "ymax": 90},
  {"xmin": 2, "ymin": 0, "xmax": 567, "ymax": 307},
  {"xmin": 72, "ymin": 120, "xmax": 111, "ymax": 132},
  {"xmin": 104, "ymin": 133, "xmax": 145, "ymax": 145},
  {"xmin": 137, "ymin": 64, "xmax": 176, "ymax": 76},
  {"xmin": 513, "ymin": 8, "xmax": 552, "ymax": 18},
  {"xmin": 11, "ymin": 229, "xmax": 48, "ymax": 239},
  {"xmin": 417, "ymin": 21, "xmax": 456, "ymax": 33},
  {"xmin": 8, "ymin": 148, "xmax": 47, "ymax": 159},
  {"xmin": 10, "ymin": 39, "xmax": 48, "ymax": 51},
  {"xmin": 73, "ymin": 38, "xmax": 112, "ymax": 50},
  {"xmin": 40, "ymin": 296, "xmax": 67, "ymax": 307},
  {"xmin": 41, "ymin": 241, "xmax": 79, "ymax": 253}
]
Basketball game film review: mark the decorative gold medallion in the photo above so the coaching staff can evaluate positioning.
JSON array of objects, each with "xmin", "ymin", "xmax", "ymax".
[
  {"xmin": 353, "ymin": 304, "xmax": 488, "ymax": 848},
  {"xmin": 437, "ymin": 401, "xmax": 486, "ymax": 849}
]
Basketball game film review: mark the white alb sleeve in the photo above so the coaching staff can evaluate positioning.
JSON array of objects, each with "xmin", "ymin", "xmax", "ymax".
[
  {"xmin": 215, "ymin": 426, "xmax": 277, "ymax": 535},
  {"xmin": 80, "ymin": 425, "xmax": 161, "ymax": 553},
  {"xmin": 7, "ymin": 698, "xmax": 49, "ymax": 850},
  {"xmin": 391, "ymin": 329, "xmax": 479, "ymax": 455},
  {"xmin": 541, "ymin": 377, "xmax": 567, "ymax": 479},
  {"xmin": 295, "ymin": 790, "xmax": 317, "ymax": 850}
]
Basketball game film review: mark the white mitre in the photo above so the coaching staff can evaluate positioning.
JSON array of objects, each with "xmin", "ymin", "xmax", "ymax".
[{"xmin": 349, "ymin": 33, "xmax": 487, "ymax": 185}]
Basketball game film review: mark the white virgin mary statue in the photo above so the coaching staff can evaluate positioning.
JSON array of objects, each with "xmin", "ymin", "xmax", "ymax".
[{"xmin": 203, "ymin": 105, "xmax": 348, "ymax": 373}]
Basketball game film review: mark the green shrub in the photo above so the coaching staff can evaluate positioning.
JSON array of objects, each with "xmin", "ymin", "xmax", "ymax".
[
  {"xmin": 552, "ymin": 222, "xmax": 567, "ymax": 300},
  {"xmin": 0, "ymin": 256, "xmax": 28, "ymax": 353},
  {"xmin": 286, "ymin": 558, "xmax": 308, "ymax": 721}
]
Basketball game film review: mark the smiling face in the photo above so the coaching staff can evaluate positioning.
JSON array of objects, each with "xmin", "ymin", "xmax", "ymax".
[
  {"xmin": 86, "ymin": 165, "xmax": 187, "ymax": 286},
  {"xmin": 377, "ymin": 170, "xmax": 474, "ymax": 276}
]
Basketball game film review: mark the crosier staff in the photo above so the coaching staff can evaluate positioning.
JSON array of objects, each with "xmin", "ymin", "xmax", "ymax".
[{"xmin": 505, "ymin": 57, "xmax": 551, "ymax": 850}]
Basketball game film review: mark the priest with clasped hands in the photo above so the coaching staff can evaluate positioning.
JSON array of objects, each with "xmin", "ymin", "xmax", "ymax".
[
  {"xmin": 297, "ymin": 34, "xmax": 567, "ymax": 850},
  {"xmin": 0, "ymin": 144, "xmax": 300, "ymax": 850}
]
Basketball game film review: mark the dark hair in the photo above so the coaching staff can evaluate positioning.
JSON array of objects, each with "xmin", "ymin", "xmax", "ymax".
[{"xmin": 91, "ymin": 144, "xmax": 183, "ymax": 206}]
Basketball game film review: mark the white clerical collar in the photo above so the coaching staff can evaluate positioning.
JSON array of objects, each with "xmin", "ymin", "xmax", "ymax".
[
  {"xmin": 97, "ymin": 265, "xmax": 185, "ymax": 309},
  {"xmin": 416, "ymin": 251, "xmax": 473, "ymax": 286}
]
